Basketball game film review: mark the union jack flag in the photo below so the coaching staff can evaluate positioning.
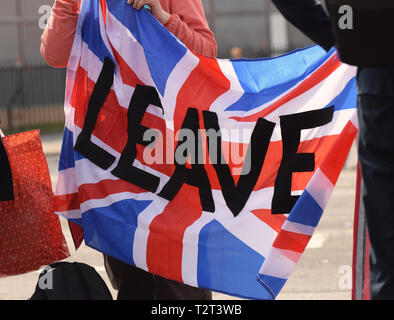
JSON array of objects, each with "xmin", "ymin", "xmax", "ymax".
[{"xmin": 54, "ymin": 0, "xmax": 358, "ymax": 299}]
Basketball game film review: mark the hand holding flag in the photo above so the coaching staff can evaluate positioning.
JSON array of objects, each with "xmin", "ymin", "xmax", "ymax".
[{"xmin": 126, "ymin": 0, "xmax": 170, "ymax": 24}]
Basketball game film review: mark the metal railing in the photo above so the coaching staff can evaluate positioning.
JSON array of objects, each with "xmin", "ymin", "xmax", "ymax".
[{"xmin": 0, "ymin": 64, "xmax": 66, "ymax": 130}]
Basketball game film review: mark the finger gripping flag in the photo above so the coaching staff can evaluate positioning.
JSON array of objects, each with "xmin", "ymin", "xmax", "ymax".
[{"xmin": 55, "ymin": 0, "xmax": 358, "ymax": 299}]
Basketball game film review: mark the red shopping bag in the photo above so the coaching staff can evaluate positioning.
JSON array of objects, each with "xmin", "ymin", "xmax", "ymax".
[{"xmin": 0, "ymin": 130, "xmax": 70, "ymax": 277}]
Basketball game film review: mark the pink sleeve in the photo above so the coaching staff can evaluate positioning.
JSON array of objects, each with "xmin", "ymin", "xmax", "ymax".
[
  {"xmin": 164, "ymin": 0, "xmax": 217, "ymax": 58},
  {"xmin": 41, "ymin": 0, "xmax": 217, "ymax": 67},
  {"xmin": 40, "ymin": 0, "xmax": 79, "ymax": 68}
]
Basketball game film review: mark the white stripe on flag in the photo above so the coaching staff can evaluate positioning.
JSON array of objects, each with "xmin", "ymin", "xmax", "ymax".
[
  {"xmin": 300, "ymin": 108, "xmax": 356, "ymax": 142},
  {"xmin": 55, "ymin": 167, "xmax": 78, "ymax": 196},
  {"xmin": 79, "ymin": 42, "xmax": 103, "ymax": 84},
  {"xmin": 281, "ymin": 220, "xmax": 315, "ymax": 236},
  {"xmin": 209, "ymin": 59, "xmax": 257, "ymax": 142},
  {"xmin": 132, "ymin": 199, "xmax": 169, "ymax": 272},
  {"xmin": 209, "ymin": 59, "xmax": 244, "ymax": 115},
  {"xmin": 80, "ymin": 191, "xmax": 151, "ymax": 213},
  {"xmin": 182, "ymin": 212, "xmax": 214, "ymax": 287},
  {"xmin": 98, "ymin": 2, "xmax": 115, "ymax": 60},
  {"xmin": 213, "ymin": 190, "xmax": 278, "ymax": 256},
  {"xmin": 105, "ymin": 10, "xmax": 155, "ymax": 87},
  {"xmin": 217, "ymin": 212, "xmax": 278, "ymax": 258},
  {"xmin": 349, "ymin": 108, "xmax": 359, "ymax": 129},
  {"xmin": 55, "ymin": 208, "xmax": 82, "ymax": 220},
  {"xmin": 160, "ymin": 50, "xmax": 200, "ymax": 131},
  {"xmin": 259, "ymin": 247, "xmax": 300, "ymax": 279},
  {"xmin": 305, "ymin": 168, "xmax": 334, "ymax": 209}
]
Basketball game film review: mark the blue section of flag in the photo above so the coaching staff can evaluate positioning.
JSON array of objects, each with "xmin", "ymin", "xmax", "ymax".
[
  {"xmin": 83, "ymin": 198, "xmax": 152, "ymax": 266},
  {"xmin": 106, "ymin": 0, "xmax": 187, "ymax": 96},
  {"xmin": 74, "ymin": 150, "xmax": 86, "ymax": 162},
  {"xmin": 227, "ymin": 46, "xmax": 330, "ymax": 112},
  {"xmin": 327, "ymin": 77, "xmax": 357, "ymax": 111},
  {"xmin": 287, "ymin": 190, "xmax": 323, "ymax": 227},
  {"xmin": 58, "ymin": 128, "xmax": 87, "ymax": 170},
  {"xmin": 257, "ymin": 274, "xmax": 287, "ymax": 298},
  {"xmin": 81, "ymin": 0, "xmax": 114, "ymax": 64},
  {"xmin": 197, "ymin": 220, "xmax": 272, "ymax": 300},
  {"xmin": 58, "ymin": 127, "xmax": 75, "ymax": 171}
]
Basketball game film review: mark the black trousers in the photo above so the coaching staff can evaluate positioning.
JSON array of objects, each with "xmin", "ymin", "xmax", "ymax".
[
  {"xmin": 103, "ymin": 254, "xmax": 212, "ymax": 300},
  {"xmin": 357, "ymin": 69, "xmax": 394, "ymax": 299}
]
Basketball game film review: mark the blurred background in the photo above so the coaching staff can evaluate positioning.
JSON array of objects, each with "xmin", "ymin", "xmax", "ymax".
[{"xmin": 0, "ymin": 0, "xmax": 314, "ymax": 133}]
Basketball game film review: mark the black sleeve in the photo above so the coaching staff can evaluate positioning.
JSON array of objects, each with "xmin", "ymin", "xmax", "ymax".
[{"xmin": 271, "ymin": 0, "xmax": 335, "ymax": 51}]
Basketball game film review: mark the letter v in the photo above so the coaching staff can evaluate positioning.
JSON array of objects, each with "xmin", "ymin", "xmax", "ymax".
[{"xmin": 203, "ymin": 111, "xmax": 275, "ymax": 217}]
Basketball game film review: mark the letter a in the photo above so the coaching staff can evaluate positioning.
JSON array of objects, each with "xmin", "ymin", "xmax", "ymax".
[{"xmin": 338, "ymin": 5, "xmax": 353, "ymax": 30}]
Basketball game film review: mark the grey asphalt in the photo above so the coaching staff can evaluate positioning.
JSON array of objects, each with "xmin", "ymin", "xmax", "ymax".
[{"xmin": 0, "ymin": 132, "xmax": 358, "ymax": 300}]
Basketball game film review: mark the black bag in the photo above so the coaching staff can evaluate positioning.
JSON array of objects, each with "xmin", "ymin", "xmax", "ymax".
[
  {"xmin": 325, "ymin": 0, "xmax": 394, "ymax": 67},
  {"xmin": 29, "ymin": 262, "xmax": 113, "ymax": 300},
  {"xmin": 0, "ymin": 129, "xmax": 13, "ymax": 202}
]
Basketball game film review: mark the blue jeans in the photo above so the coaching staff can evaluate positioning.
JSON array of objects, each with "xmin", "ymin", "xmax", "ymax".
[{"xmin": 357, "ymin": 68, "xmax": 394, "ymax": 299}]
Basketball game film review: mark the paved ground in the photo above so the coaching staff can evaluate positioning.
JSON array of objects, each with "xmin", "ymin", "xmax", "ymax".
[{"xmin": 0, "ymin": 132, "xmax": 358, "ymax": 300}]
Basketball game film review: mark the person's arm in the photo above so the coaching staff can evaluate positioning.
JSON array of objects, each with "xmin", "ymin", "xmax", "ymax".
[
  {"xmin": 40, "ymin": 0, "xmax": 79, "ymax": 68},
  {"xmin": 271, "ymin": 0, "xmax": 335, "ymax": 51},
  {"xmin": 164, "ymin": 0, "xmax": 217, "ymax": 58}
]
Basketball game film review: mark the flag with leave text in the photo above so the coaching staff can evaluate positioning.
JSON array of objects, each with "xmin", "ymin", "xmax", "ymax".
[{"xmin": 54, "ymin": 0, "xmax": 358, "ymax": 299}]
